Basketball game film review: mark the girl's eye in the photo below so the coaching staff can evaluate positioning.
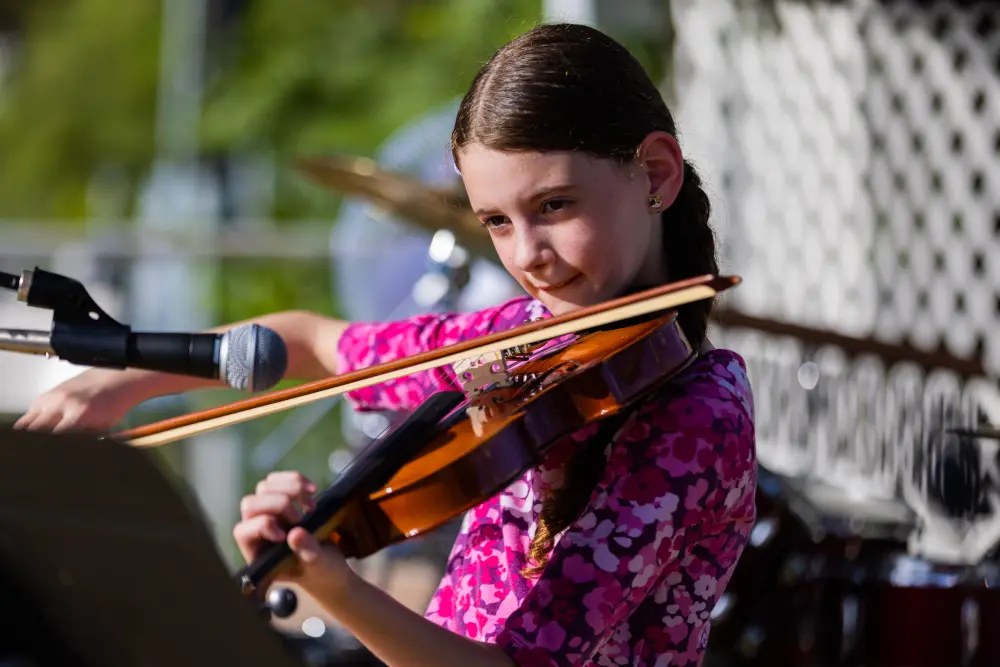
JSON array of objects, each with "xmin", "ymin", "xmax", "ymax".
[
  {"xmin": 481, "ymin": 216, "xmax": 508, "ymax": 229},
  {"xmin": 542, "ymin": 199, "xmax": 572, "ymax": 214},
  {"xmin": 480, "ymin": 199, "xmax": 572, "ymax": 228}
]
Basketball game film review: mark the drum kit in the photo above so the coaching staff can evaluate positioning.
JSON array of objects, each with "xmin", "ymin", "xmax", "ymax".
[
  {"xmin": 292, "ymin": 153, "xmax": 1000, "ymax": 667},
  {"xmin": 706, "ymin": 465, "xmax": 1000, "ymax": 667}
]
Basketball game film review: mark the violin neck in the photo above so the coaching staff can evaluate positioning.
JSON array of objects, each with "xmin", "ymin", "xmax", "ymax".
[{"xmin": 236, "ymin": 390, "xmax": 466, "ymax": 593}]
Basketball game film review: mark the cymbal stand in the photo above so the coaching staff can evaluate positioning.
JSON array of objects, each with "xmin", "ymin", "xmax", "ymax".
[{"xmin": 411, "ymin": 229, "xmax": 471, "ymax": 312}]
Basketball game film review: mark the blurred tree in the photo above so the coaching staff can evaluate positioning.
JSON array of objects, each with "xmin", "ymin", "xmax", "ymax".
[
  {"xmin": 199, "ymin": 0, "xmax": 543, "ymax": 220},
  {"xmin": 0, "ymin": 0, "xmax": 543, "ymax": 221},
  {"xmin": 0, "ymin": 0, "xmax": 546, "ymax": 360},
  {"xmin": 0, "ymin": 0, "xmax": 45, "ymax": 33},
  {"xmin": 0, "ymin": 0, "xmax": 161, "ymax": 219},
  {"xmin": 196, "ymin": 0, "xmax": 545, "ymax": 352}
]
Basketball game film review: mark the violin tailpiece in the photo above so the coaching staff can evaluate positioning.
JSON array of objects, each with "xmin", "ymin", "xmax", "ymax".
[{"xmin": 453, "ymin": 351, "xmax": 513, "ymax": 398}]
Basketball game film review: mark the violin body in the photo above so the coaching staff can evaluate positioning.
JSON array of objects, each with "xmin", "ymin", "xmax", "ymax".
[{"xmin": 239, "ymin": 310, "xmax": 697, "ymax": 597}]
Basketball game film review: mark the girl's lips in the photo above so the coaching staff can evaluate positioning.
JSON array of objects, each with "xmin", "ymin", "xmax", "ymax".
[{"xmin": 537, "ymin": 274, "xmax": 582, "ymax": 292}]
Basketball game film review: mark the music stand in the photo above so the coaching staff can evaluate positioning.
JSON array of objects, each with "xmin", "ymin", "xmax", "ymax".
[{"xmin": 0, "ymin": 428, "xmax": 306, "ymax": 667}]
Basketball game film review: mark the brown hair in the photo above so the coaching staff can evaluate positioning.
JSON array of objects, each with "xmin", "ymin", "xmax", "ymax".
[{"xmin": 451, "ymin": 23, "xmax": 719, "ymax": 576}]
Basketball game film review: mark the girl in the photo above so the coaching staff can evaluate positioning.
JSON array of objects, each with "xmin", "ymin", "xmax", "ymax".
[{"xmin": 17, "ymin": 23, "xmax": 756, "ymax": 667}]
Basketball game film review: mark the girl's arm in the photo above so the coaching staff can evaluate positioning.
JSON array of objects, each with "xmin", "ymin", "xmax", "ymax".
[{"xmin": 310, "ymin": 564, "xmax": 516, "ymax": 667}]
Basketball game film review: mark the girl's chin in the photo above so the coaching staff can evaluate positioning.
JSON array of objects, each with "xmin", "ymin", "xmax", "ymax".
[
  {"xmin": 541, "ymin": 299, "xmax": 576, "ymax": 316},
  {"xmin": 523, "ymin": 277, "xmax": 620, "ymax": 314},
  {"xmin": 537, "ymin": 288, "xmax": 601, "ymax": 316}
]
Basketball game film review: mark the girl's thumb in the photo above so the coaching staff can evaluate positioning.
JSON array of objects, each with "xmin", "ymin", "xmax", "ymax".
[{"xmin": 287, "ymin": 527, "xmax": 324, "ymax": 566}]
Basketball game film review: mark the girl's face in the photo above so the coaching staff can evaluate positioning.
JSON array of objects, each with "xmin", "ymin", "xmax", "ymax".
[{"xmin": 457, "ymin": 134, "xmax": 684, "ymax": 315}]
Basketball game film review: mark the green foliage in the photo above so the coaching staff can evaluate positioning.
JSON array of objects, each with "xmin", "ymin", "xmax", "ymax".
[
  {"xmin": 0, "ymin": 0, "xmax": 542, "ymax": 222},
  {"xmin": 200, "ymin": 0, "xmax": 542, "ymax": 221},
  {"xmin": 0, "ymin": 0, "xmax": 161, "ymax": 219}
]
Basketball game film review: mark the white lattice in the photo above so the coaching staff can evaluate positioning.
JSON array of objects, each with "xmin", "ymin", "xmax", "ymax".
[
  {"xmin": 672, "ymin": 0, "xmax": 1000, "ymax": 377},
  {"xmin": 672, "ymin": 0, "xmax": 877, "ymax": 338},
  {"xmin": 862, "ymin": 2, "xmax": 1000, "ymax": 373},
  {"xmin": 709, "ymin": 323, "xmax": 1000, "ymax": 563},
  {"xmin": 672, "ymin": 0, "xmax": 1000, "ymax": 562}
]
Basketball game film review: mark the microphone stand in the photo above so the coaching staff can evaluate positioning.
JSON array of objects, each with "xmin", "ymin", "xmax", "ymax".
[
  {"xmin": 0, "ymin": 270, "xmax": 19, "ymax": 291},
  {"xmin": 1, "ymin": 267, "xmax": 119, "ymax": 324},
  {"xmin": 411, "ymin": 229, "xmax": 471, "ymax": 313}
]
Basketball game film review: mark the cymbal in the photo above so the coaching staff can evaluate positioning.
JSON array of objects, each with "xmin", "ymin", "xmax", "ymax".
[
  {"xmin": 949, "ymin": 426, "xmax": 1000, "ymax": 440},
  {"xmin": 295, "ymin": 155, "xmax": 497, "ymax": 260}
]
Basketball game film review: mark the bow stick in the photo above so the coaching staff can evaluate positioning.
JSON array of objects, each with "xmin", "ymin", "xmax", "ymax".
[{"xmin": 115, "ymin": 274, "xmax": 739, "ymax": 448}]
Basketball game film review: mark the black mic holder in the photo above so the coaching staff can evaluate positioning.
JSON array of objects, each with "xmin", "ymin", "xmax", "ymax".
[{"xmin": 3, "ymin": 265, "xmax": 136, "ymax": 369}]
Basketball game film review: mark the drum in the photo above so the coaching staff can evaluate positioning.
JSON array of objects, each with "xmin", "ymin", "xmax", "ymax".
[
  {"xmin": 706, "ymin": 468, "xmax": 916, "ymax": 667},
  {"xmin": 705, "ymin": 469, "xmax": 815, "ymax": 666},
  {"xmin": 823, "ymin": 555, "xmax": 1000, "ymax": 667}
]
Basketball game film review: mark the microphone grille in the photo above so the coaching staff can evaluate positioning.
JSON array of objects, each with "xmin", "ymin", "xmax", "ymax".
[{"xmin": 222, "ymin": 323, "xmax": 289, "ymax": 393}]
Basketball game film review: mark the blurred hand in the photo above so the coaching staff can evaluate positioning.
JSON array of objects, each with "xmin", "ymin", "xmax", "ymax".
[
  {"xmin": 234, "ymin": 471, "xmax": 356, "ymax": 597},
  {"xmin": 13, "ymin": 368, "xmax": 139, "ymax": 433}
]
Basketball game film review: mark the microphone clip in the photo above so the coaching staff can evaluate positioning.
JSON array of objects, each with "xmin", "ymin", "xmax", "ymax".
[
  {"xmin": 5, "ymin": 267, "xmax": 132, "ymax": 368},
  {"xmin": 12, "ymin": 267, "xmax": 122, "ymax": 327}
]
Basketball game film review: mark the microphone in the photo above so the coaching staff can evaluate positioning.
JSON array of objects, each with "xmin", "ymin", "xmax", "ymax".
[
  {"xmin": 0, "ymin": 323, "xmax": 288, "ymax": 393},
  {"xmin": 1, "ymin": 266, "xmax": 288, "ymax": 392}
]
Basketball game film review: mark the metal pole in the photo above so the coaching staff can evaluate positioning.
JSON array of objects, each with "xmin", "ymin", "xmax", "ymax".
[
  {"xmin": 153, "ymin": 0, "xmax": 205, "ymax": 162},
  {"xmin": 542, "ymin": 0, "xmax": 598, "ymax": 24},
  {"xmin": 137, "ymin": 0, "xmax": 241, "ymax": 565}
]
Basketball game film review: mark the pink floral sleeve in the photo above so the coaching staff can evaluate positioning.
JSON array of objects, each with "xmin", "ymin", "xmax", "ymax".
[
  {"xmin": 494, "ymin": 362, "xmax": 757, "ymax": 667},
  {"xmin": 334, "ymin": 296, "xmax": 542, "ymax": 412}
]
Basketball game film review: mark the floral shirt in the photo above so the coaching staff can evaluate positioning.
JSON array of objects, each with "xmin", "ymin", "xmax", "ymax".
[{"xmin": 336, "ymin": 296, "xmax": 757, "ymax": 667}]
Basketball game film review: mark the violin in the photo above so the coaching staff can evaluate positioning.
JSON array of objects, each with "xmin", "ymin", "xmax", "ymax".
[{"xmin": 118, "ymin": 274, "xmax": 741, "ymax": 616}]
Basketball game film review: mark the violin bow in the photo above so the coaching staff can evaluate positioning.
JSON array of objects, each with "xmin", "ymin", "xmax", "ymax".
[{"xmin": 115, "ymin": 274, "xmax": 740, "ymax": 448}]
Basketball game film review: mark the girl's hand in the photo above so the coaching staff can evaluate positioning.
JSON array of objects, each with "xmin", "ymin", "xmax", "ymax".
[
  {"xmin": 233, "ymin": 471, "xmax": 357, "ymax": 598},
  {"xmin": 14, "ymin": 368, "xmax": 144, "ymax": 433}
]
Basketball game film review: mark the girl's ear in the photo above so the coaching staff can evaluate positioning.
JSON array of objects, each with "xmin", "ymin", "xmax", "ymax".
[{"xmin": 636, "ymin": 131, "xmax": 684, "ymax": 208}]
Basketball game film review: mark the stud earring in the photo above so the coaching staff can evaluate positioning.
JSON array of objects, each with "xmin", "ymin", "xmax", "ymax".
[{"xmin": 648, "ymin": 193, "xmax": 662, "ymax": 211}]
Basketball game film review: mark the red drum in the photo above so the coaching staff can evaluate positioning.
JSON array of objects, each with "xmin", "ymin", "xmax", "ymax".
[
  {"xmin": 705, "ymin": 469, "xmax": 913, "ymax": 667},
  {"xmin": 830, "ymin": 555, "xmax": 1000, "ymax": 667},
  {"xmin": 707, "ymin": 466, "xmax": 1000, "ymax": 667}
]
